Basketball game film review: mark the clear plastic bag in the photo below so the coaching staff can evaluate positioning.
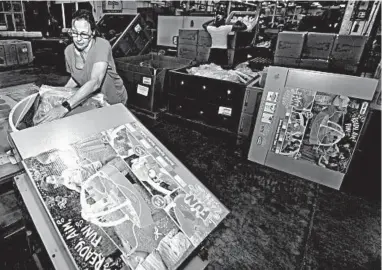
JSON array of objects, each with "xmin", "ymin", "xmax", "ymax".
[{"xmin": 33, "ymin": 85, "xmax": 108, "ymax": 126}]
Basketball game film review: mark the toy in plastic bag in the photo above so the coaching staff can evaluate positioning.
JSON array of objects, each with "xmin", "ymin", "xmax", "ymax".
[{"xmin": 33, "ymin": 85, "xmax": 108, "ymax": 126}]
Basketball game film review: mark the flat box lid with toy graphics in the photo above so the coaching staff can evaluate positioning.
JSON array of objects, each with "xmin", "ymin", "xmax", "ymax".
[
  {"xmin": 10, "ymin": 104, "xmax": 229, "ymax": 270},
  {"xmin": 248, "ymin": 67, "xmax": 379, "ymax": 190}
]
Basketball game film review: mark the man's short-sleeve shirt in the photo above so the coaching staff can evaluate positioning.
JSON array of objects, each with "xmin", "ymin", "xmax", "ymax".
[
  {"xmin": 206, "ymin": 25, "xmax": 233, "ymax": 49},
  {"xmin": 65, "ymin": 37, "xmax": 127, "ymax": 105}
]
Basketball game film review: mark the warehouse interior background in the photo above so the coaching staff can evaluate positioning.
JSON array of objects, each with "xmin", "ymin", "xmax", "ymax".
[{"xmin": 0, "ymin": 0, "xmax": 381, "ymax": 269}]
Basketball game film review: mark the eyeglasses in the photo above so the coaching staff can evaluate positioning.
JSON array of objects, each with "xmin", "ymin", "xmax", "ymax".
[{"xmin": 68, "ymin": 29, "xmax": 92, "ymax": 39}]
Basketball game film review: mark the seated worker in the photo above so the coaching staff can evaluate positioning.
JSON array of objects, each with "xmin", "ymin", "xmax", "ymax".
[
  {"xmin": 202, "ymin": 9, "xmax": 247, "ymax": 67},
  {"xmin": 37, "ymin": 9, "xmax": 127, "ymax": 125}
]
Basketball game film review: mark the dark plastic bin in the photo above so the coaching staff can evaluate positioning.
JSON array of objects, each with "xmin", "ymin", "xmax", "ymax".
[{"xmin": 115, "ymin": 54, "xmax": 193, "ymax": 115}]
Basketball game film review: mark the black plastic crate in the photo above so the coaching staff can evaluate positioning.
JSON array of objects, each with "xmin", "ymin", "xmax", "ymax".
[
  {"xmin": 115, "ymin": 55, "xmax": 193, "ymax": 116},
  {"xmin": 168, "ymin": 66, "xmax": 246, "ymax": 110},
  {"xmin": 168, "ymin": 94, "xmax": 243, "ymax": 132}
]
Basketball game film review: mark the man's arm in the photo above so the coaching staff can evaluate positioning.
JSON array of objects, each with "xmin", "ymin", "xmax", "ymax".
[
  {"xmin": 65, "ymin": 77, "xmax": 78, "ymax": 88},
  {"xmin": 66, "ymin": 62, "xmax": 108, "ymax": 109},
  {"xmin": 202, "ymin": 19, "xmax": 214, "ymax": 31},
  {"xmin": 34, "ymin": 62, "xmax": 108, "ymax": 125}
]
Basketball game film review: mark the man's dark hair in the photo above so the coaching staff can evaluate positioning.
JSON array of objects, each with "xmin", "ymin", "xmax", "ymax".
[{"xmin": 72, "ymin": 9, "xmax": 99, "ymax": 36}]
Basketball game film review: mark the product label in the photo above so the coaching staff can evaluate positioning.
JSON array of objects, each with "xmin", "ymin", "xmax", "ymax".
[
  {"xmin": 142, "ymin": 77, "xmax": 152, "ymax": 85},
  {"xmin": 218, "ymin": 107, "xmax": 232, "ymax": 116},
  {"xmin": 137, "ymin": 84, "xmax": 149, "ymax": 96}
]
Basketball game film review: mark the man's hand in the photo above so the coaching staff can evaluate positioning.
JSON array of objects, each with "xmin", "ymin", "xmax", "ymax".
[{"xmin": 36, "ymin": 105, "xmax": 68, "ymax": 125}]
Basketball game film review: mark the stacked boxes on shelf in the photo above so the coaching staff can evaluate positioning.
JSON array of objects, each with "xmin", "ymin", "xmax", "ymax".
[
  {"xmin": 167, "ymin": 67, "xmax": 263, "ymax": 136},
  {"xmin": 115, "ymin": 54, "xmax": 193, "ymax": 118},
  {"xmin": 177, "ymin": 29, "xmax": 211, "ymax": 63},
  {"xmin": 0, "ymin": 40, "xmax": 33, "ymax": 68}
]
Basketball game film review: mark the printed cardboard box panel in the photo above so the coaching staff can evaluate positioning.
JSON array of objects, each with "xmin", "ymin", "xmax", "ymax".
[
  {"xmin": 273, "ymin": 56, "xmax": 300, "ymax": 68},
  {"xmin": 178, "ymin": 44, "xmax": 197, "ymax": 60},
  {"xmin": 197, "ymin": 30, "xmax": 212, "ymax": 47},
  {"xmin": 178, "ymin": 29, "xmax": 198, "ymax": 45},
  {"xmin": 302, "ymin": 33, "xmax": 335, "ymax": 59},
  {"xmin": 331, "ymin": 35, "xmax": 368, "ymax": 63},
  {"xmin": 299, "ymin": 58, "xmax": 329, "ymax": 70},
  {"xmin": 274, "ymin": 31, "xmax": 307, "ymax": 58},
  {"xmin": 248, "ymin": 66, "xmax": 378, "ymax": 190},
  {"xmin": 11, "ymin": 104, "xmax": 229, "ymax": 270}
]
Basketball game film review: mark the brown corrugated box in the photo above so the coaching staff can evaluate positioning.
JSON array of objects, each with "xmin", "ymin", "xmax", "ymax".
[
  {"xmin": 197, "ymin": 30, "xmax": 212, "ymax": 47},
  {"xmin": 299, "ymin": 58, "xmax": 330, "ymax": 70},
  {"xmin": 274, "ymin": 31, "xmax": 307, "ymax": 58},
  {"xmin": 331, "ymin": 35, "xmax": 368, "ymax": 63},
  {"xmin": 178, "ymin": 29, "xmax": 199, "ymax": 45},
  {"xmin": 196, "ymin": 46, "xmax": 210, "ymax": 63},
  {"xmin": 273, "ymin": 56, "xmax": 300, "ymax": 68},
  {"xmin": 178, "ymin": 44, "xmax": 197, "ymax": 60},
  {"xmin": 302, "ymin": 33, "xmax": 335, "ymax": 59}
]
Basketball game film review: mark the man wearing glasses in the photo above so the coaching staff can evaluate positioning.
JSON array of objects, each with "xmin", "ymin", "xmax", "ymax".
[{"xmin": 37, "ymin": 9, "xmax": 127, "ymax": 124}]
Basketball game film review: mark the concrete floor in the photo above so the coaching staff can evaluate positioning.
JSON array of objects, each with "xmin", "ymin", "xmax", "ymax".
[
  {"xmin": 0, "ymin": 66, "xmax": 380, "ymax": 269},
  {"xmin": 150, "ymin": 120, "xmax": 381, "ymax": 270}
]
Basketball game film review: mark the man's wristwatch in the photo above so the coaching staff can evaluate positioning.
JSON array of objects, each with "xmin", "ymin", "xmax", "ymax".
[{"xmin": 61, "ymin": 101, "xmax": 72, "ymax": 112}]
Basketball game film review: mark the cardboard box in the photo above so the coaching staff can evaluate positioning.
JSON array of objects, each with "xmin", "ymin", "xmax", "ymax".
[
  {"xmin": 178, "ymin": 29, "xmax": 199, "ymax": 45},
  {"xmin": 197, "ymin": 30, "xmax": 212, "ymax": 47},
  {"xmin": 248, "ymin": 66, "xmax": 378, "ymax": 190},
  {"xmin": 238, "ymin": 112, "xmax": 253, "ymax": 137},
  {"xmin": 331, "ymin": 35, "xmax": 368, "ymax": 63},
  {"xmin": 0, "ymin": 41, "xmax": 18, "ymax": 67},
  {"xmin": 10, "ymin": 104, "xmax": 229, "ymax": 270},
  {"xmin": 299, "ymin": 58, "xmax": 330, "ymax": 70},
  {"xmin": 178, "ymin": 44, "xmax": 197, "ymax": 60},
  {"xmin": 275, "ymin": 31, "xmax": 307, "ymax": 58},
  {"xmin": 242, "ymin": 86, "xmax": 263, "ymax": 115},
  {"xmin": 330, "ymin": 60, "xmax": 359, "ymax": 74},
  {"xmin": 15, "ymin": 41, "xmax": 33, "ymax": 65},
  {"xmin": 302, "ymin": 33, "xmax": 335, "ymax": 59},
  {"xmin": 196, "ymin": 46, "xmax": 210, "ymax": 63},
  {"xmin": 273, "ymin": 56, "xmax": 300, "ymax": 68}
]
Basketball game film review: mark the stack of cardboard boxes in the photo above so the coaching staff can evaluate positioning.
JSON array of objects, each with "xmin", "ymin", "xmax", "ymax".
[
  {"xmin": 274, "ymin": 31, "xmax": 368, "ymax": 74},
  {"xmin": 177, "ymin": 29, "xmax": 211, "ymax": 63}
]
